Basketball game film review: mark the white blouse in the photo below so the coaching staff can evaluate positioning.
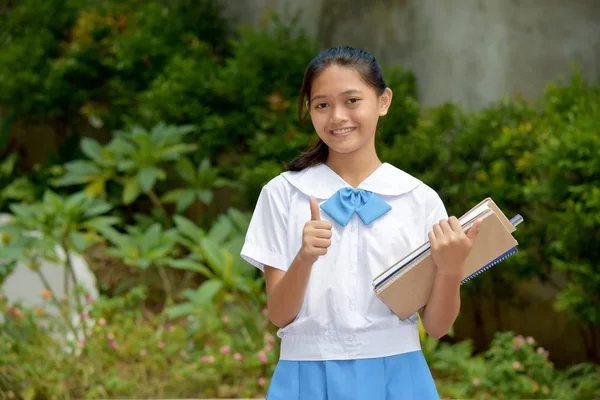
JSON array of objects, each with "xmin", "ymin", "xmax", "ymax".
[{"xmin": 241, "ymin": 162, "xmax": 448, "ymax": 361}]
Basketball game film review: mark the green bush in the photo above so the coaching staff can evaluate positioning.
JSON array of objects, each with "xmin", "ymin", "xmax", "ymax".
[
  {"xmin": 381, "ymin": 73, "xmax": 600, "ymax": 340},
  {"xmin": 0, "ymin": 287, "xmax": 277, "ymax": 399}
]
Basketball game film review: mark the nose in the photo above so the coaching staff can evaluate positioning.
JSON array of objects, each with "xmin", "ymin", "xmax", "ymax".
[{"xmin": 329, "ymin": 105, "xmax": 347, "ymax": 125}]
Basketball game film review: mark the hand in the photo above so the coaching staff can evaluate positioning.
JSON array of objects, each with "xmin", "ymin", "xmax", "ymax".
[
  {"xmin": 298, "ymin": 196, "xmax": 333, "ymax": 265},
  {"xmin": 429, "ymin": 216, "xmax": 483, "ymax": 276}
]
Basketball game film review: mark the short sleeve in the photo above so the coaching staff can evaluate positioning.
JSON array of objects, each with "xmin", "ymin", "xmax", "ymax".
[
  {"xmin": 423, "ymin": 188, "xmax": 449, "ymax": 241},
  {"xmin": 240, "ymin": 177, "xmax": 290, "ymax": 272}
]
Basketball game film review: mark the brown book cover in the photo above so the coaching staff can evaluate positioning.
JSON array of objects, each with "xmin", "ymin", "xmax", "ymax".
[{"xmin": 373, "ymin": 198, "xmax": 519, "ymax": 320}]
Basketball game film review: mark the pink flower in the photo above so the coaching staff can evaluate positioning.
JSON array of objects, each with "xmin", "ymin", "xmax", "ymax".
[
  {"xmin": 513, "ymin": 335, "xmax": 524, "ymax": 344},
  {"xmin": 7, "ymin": 308, "xmax": 22, "ymax": 318},
  {"xmin": 512, "ymin": 361, "xmax": 521, "ymax": 370},
  {"xmin": 109, "ymin": 341, "xmax": 118, "ymax": 349},
  {"xmin": 264, "ymin": 344, "xmax": 273, "ymax": 352},
  {"xmin": 526, "ymin": 336, "xmax": 535, "ymax": 345},
  {"xmin": 86, "ymin": 293, "xmax": 93, "ymax": 304},
  {"xmin": 472, "ymin": 377, "xmax": 480, "ymax": 386},
  {"xmin": 80, "ymin": 339, "xmax": 87, "ymax": 346},
  {"xmin": 233, "ymin": 352, "xmax": 243, "ymax": 361},
  {"xmin": 98, "ymin": 318, "xmax": 107, "ymax": 326},
  {"xmin": 140, "ymin": 349, "xmax": 148, "ymax": 357},
  {"xmin": 220, "ymin": 345, "xmax": 230, "ymax": 355},
  {"xmin": 222, "ymin": 315, "xmax": 230, "ymax": 324},
  {"xmin": 258, "ymin": 377, "xmax": 267, "ymax": 386},
  {"xmin": 258, "ymin": 350, "xmax": 268, "ymax": 364},
  {"xmin": 264, "ymin": 333, "xmax": 275, "ymax": 343},
  {"xmin": 106, "ymin": 332, "xmax": 115, "ymax": 341},
  {"xmin": 201, "ymin": 355, "xmax": 215, "ymax": 363},
  {"xmin": 513, "ymin": 343, "xmax": 521, "ymax": 351},
  {"xmin": 80, "ymin": 312, "xmax": 88, "ymax": 320},
  {"xmin": 537, "ymin": 346, "xmax": 545, "ymax": 354},
  {"xmin": 60, "ymin": 295, "xmax": 68, "ymax": 302},
  {"xmin": 158, "ymin": 341, "xmax": 165, "ymax": 349}
]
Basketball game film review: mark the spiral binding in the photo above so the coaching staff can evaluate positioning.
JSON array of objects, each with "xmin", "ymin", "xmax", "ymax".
[{"xmin": 461, "ymin": 247, "xmax": 518, "ymax": 285}]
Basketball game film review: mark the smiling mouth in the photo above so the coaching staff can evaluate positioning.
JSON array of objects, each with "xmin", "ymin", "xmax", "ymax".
[{"xmin": 329, "ymin": 127, "xmax": 356, "ymax": 136}]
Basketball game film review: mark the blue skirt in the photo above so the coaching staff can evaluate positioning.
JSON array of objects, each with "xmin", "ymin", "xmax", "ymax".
[{"xmin": 266, "ymin": 350, "xmax": 439, "ymax": 400}]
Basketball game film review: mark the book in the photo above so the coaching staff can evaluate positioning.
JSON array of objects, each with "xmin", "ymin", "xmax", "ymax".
[{"xmin": 373, "ymin": 198, "xmax": 522, "ymax": 320}]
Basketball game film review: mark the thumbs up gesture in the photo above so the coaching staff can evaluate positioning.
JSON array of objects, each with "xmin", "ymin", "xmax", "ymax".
[
  {"xmin": 299, "ymin": 196, "xmax": 333, "ymax": 265},
  {"xmin": 429, "ymin": 216, "xmax": 483, "ymax": 276}
]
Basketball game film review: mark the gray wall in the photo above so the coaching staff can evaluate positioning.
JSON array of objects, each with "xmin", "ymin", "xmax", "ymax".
[{"xmin": 222, "ymin": 0, "xmax": 600, "ymax": 109}]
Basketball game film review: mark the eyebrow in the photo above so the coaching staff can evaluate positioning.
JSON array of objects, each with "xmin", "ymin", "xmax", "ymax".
[{"xmin": 310, "ymin": 89, "xmax": 363, "ymax": 103}]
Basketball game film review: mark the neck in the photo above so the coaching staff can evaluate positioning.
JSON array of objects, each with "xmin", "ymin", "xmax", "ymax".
[{"xmin": 326, "ymin": 144, "xmax": 382, "ymax": 188}]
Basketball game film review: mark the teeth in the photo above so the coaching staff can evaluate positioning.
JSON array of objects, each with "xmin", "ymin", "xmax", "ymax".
[{"xmin": 331, "ymin": 127, "xmax": 354, "ymax": 134}]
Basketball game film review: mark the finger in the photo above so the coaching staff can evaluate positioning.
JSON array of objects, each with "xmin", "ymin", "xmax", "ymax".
[
  {"xmin": 313, "ymin": 228, "xmax": 333, "ymax": 239},
  {"xmin": 467, "ymin": 218, "xmax": 483, "ymax": 240},
  {"xmin": 428, "ymin": 230, "xmax": 437, "ymax": 248},
  {"xmin": 439, "ymin": 219, "xmax": 453, "ymax": 235},
  {"xmin": 311, "ymin": 220, "xmax": 332, "ymax": 231},
  {"xmin": 448, "ymin": 216, "xmax": 463, "ymax": 233},
  {"xmin": 433, "ymin": 223, "xmax": 444, "ymax": 239},
  {"xmin": 312, "ymin": 238, "xmax": 331, "ymax": 248},
  {"xmin": 309, "ymin": 196, "xmax": 321, "ymax": 221}
]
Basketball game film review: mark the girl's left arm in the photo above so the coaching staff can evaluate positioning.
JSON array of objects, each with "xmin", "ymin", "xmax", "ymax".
[{"xmin": 419, "ymin": 216, "xmax": 482, "ymax": 339}]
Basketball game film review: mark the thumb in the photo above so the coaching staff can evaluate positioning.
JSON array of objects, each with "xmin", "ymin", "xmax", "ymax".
[
  {"xmin": 309, "ymin": 196, "xmax": 321, "ymax": 221},
  {"xmin": 467, "ymin": 218, "xmax": 483, "ymax": 241}
]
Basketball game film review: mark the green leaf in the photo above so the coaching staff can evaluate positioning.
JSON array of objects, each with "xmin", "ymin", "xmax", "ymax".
[
  {"xmin": 227, "ymin": 208, "xmax": 250, "ymax": 232},
  {"xmin": 207, "ymin": 215, "xmax": 232, "ymax": 244},
  {"xmin": 64, "ymin": 192, "xmax": 88, "ymax": 214},
  {"xmin": 200, "ymin": 237, "xmax": 224, "ymax": 275},
  {"xmin": 82, "ymin": 216, "xmax": 120, "ymax": 232},
  {"xmin": 82, "ymin": 201, "xmax": 113, "ymax": 218},
  {"xmin": 165, "ymin": 302, "xmax": 197, "ymax": 319},
  {"xmin": 96, "ymin": 226, "xmax": 127, "ymax": 246},
  {"xmin": 159, "ymin": 143, "xmax": 198, "ymax": 160},
  {"xmin": 169, "ymin": 258, "xmax": 214, "ymax": 277},
  {"xmin": 175, "ymin": 157, "xmax": 196, "ymax": 182},
  {"xmin": 191, "ymin": 279, "xmax": 223, "ymax": 305},
  {"xmin": 80, "ymin": 138, "xmax": 104, "ymax": 163},
  {"xmin": 161, "ymin": 189, "xmax": 187, "ymax": 203},
  {"xmin": 1, "ymin": 177, "xmax": 36, "ymax": 200},
  {"xmin": 141, "ymin": 223, "xmax": 162, "ymax": 251},
  {"xmin": 69, "ymin": 231, "xmax": 93, "ymax": 253},
  {"xmin": 138, "ymin": 167, "xmax": 159, "ymax": 192},
  {"xmin": 173, "ymin": 215, "xmax": 205, "ymax": 242},
  {"xmin": 197, "ymin": 189, "xmax": 213, "ymax": 205},
  {"xmin": 176, "ymin": 190, "xmax": 196, "ymax": 212},
  {"xmin": 43, "ymin": 190, "xmax": 63, "ymax": 210},
  {"xmin": 122, "ymin": 177, "xmax": 142, "ymax": 204},
  {"xmin": 54, "ymin": 160, "xmax": 102, "ymax": 186},
  {"xmin": 0, "ymin": 152, "xmax": 18, "ymax": 176}
]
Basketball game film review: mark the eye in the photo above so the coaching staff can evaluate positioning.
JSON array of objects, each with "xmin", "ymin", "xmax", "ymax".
[
  {"xmin": 347, "ymin": 98, "xmax": 360, "ymax": 104},
  {"xmin": 314, "ymin": 103, "xmax": 328, "ymax": 109}
]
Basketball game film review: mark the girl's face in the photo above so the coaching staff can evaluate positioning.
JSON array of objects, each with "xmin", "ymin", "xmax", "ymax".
[{"xmin": 308, "ymin": 65, "xmax": 392, "ymax": 158}]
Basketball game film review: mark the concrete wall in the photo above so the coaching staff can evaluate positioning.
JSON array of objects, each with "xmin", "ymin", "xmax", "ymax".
[{"xmin": 221, "ymin": 0, "xmax": 600, "ymax": 109}]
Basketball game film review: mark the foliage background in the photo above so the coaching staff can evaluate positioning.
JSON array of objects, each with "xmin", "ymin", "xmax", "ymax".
[{"xmin": 0, "ymin": 0, "xmax": 599, "ymax": 398}]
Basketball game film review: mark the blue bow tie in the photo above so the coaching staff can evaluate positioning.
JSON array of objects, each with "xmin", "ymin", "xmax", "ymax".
[{"xmin": 320, "ymin": 188, "xmax": 391, "ymax": 227}]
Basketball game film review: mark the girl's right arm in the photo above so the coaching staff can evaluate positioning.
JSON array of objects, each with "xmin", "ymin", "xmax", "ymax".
[{"xmin": 264, "ymin": 196, "xmax": 332, "ymax": 328}]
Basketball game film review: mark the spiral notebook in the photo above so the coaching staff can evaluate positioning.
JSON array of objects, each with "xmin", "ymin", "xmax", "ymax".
[{"xmin": 373, "ymin": 198, "xmax": 522, "ymax": 320}]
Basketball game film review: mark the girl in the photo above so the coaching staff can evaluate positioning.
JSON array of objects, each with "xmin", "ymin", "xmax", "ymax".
[{"xmin": 241, "ymin": 46, "xmax": 482, "ymax": 399}]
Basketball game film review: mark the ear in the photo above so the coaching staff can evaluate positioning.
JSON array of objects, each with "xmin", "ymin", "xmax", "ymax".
[
  {"xmin": 305, "ymin": 100, "xmax": 311, "ymax": 112},
  {"xmin": 378, "ymin": 87, "xmax": 393, "ymax": 117}
]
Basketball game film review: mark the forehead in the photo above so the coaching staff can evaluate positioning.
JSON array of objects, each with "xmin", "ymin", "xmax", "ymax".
[{"xmin": 311, "ymin": 65, "xmax": 373, "ymax": 96}]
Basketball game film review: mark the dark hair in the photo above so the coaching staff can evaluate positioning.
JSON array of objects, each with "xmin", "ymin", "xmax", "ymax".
[{"xmin": 287, "ymin": 46, "xmax": 388, "ymax": 171}]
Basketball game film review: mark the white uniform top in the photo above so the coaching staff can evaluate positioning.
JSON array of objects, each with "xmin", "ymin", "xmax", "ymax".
[{"xmin": 241, "ymin": 162, "xmax": 448, "ymax": 361}]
